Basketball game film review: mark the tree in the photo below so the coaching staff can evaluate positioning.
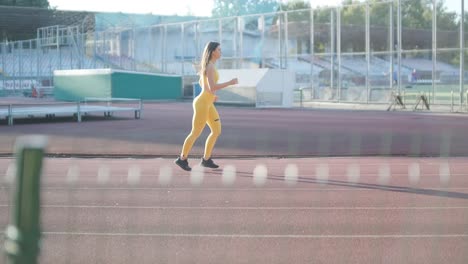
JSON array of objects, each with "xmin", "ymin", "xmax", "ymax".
[
  {"xmin": 211, "ymin": 0, "xmax": 278, "ymax": 17},
  {"xmin": 278, "ymin": 0, "xmax": 309, "ymax": 13},
  {"xmin": 277, "ymin": 1, "xmax": 311, "ymax": 54},
  {"xmin": 401, "ymin": 0, "xmax": 432, "ymax": 30},
  {"xmin": 341, "ymin": 1, "xmax": 365, "ymax": 26}
]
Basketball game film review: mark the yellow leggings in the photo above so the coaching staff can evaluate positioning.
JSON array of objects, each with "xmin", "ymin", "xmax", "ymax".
[{"xmin": 181, "ymin": 92, "xmax": 221, "ymax": 159}]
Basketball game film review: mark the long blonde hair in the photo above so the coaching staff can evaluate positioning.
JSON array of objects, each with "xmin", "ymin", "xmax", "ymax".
[{"xmin": 199, "ymin": 41, "xmax": 220, "ymax": 77}]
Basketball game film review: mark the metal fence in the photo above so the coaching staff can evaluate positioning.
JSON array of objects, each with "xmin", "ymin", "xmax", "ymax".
[{"xmin": 0, "ymin": 0, "xmax": 467, "ymax": 109}]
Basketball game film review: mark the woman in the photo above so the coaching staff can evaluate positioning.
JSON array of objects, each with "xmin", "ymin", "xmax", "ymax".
[{"xmin": 175, "ymin": 41, "xmax": 238, "ymax": 171}]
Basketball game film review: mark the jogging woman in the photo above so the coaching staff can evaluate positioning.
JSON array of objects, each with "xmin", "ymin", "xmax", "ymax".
[{"xmin": 175, "ymin": 41, "xmax": 238, "ymax": 171}]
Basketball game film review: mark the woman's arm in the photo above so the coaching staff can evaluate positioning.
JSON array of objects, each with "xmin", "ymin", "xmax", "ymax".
[{"xmin": 206, "ymin": 64, "xmax": 238, "ymax": 93}]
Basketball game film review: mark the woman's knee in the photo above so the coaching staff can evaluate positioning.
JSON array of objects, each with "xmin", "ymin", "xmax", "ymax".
[
  {"xmin": 211, "ymin": 124, "xmax": 222, "ymax": 137},
  {"xmin": 189, "ymin": 126, "xmax": 204, "ymax": 138}
]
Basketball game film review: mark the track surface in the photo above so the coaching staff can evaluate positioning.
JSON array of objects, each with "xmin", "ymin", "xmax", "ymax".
[{"xmin": 1, "ymin": 101, "xmax": 468, "ymax": 263}]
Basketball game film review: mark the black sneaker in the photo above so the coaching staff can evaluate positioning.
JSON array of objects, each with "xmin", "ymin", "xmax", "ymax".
[
  {"xmin": 175, "ymin": 157, "xmax": 191, "ymax": 171},
  {"xmin": 200, "ymin": 158, "xmax": 219, "ymax": 169}
]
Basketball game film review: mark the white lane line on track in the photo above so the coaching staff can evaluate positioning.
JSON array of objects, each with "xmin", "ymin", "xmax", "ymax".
[
  {"xmin": 4, "ymin": 187, "xmax": 468, "ymax": 191},
  {"xmin": 38, "ymin": 172, "xmax": 468, "ymax": 177},
  {"xmin": 43, "ymin": 232, "xmax": 468, "ymax": 239},
  {"xmin": 2, "ymin": 205, "xmax": 468, "ymax": 210}
]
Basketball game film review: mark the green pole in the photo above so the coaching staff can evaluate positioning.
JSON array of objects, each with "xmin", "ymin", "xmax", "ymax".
[{"xmin": 4, "ymin": 136, "xmax": 47, "ymax": 264}]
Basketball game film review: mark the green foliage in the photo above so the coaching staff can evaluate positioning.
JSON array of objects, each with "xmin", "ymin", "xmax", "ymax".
[
  {"xmin": 400, "ymin": 0, "xmax": 432, "ymax": 29},
  {"xmin": 280, "ymin": 0, "xmax": 310, "ymax": 22},
  {"xmin": 278, "ymin": 0, "xmax": 310, "ymax": 12},
  {"xmin": 211, "ymin": 0, "xmax": 278, "ymax": 17}
]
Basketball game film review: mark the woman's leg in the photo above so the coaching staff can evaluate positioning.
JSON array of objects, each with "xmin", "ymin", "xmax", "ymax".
[
  {"xmin": 180, "ymin": 99, "xmax": 209, "ymax": 158},
  {"xmin": 203, "ymin": 104, "xmax": 221, "ymax": 160}
]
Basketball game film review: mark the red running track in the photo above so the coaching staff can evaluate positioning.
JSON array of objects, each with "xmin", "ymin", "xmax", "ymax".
[
  {"xmin": 1, "ymin": 102, "xmax": 468, "ymax": 157},
  {"xmin": 1, "ymin": 101, "xmax": 468, "ymax": 263},
  {"xmin": 1, "ymin": 157, "xmax": 467, "ymax": 263}
]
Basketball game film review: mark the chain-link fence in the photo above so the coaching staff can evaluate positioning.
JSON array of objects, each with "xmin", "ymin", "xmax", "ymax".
[{"xmin": 1, "ymin": 0, "xmax": 468, "ymax": 110}]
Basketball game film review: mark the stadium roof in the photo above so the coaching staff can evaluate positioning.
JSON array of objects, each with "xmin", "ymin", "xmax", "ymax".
[
  {"xmin": 0, "ymin": 5, "xmax": 204, "ymax": 42},
  {"xmin": 0, "ymin": 5, "xmax": 91, "ymax": 41}
]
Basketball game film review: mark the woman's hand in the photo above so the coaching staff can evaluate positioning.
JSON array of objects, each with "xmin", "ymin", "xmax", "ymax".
[{"xmin": 230, "ymin": 78, "xmax": 238, "ymax": 85}]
